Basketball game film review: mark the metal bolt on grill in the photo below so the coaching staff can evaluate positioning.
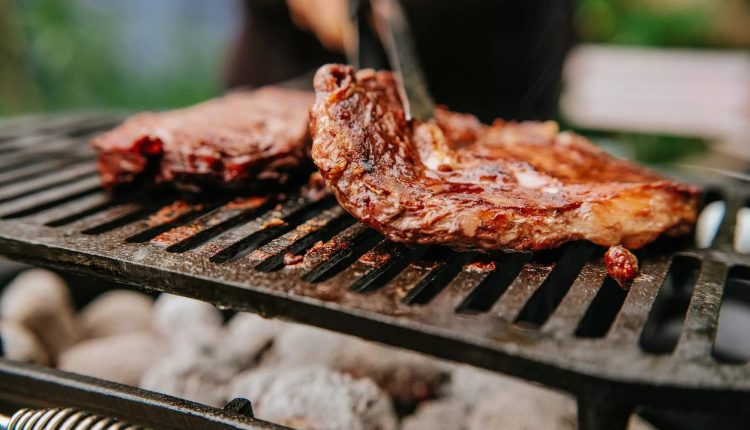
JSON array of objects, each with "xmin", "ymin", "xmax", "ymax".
[{"xmin": 0, "ymin": 113, "xmax": 749, "ymax": 430}]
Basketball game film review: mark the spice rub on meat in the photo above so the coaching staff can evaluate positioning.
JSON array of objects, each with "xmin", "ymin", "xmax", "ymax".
[
  {"xmin": 93, "ymin": 87, "xmax": 314, "ymax": 191},
  {"xmin": 309, "ymin": 64, "xmax": 699, "ymax": 255}
]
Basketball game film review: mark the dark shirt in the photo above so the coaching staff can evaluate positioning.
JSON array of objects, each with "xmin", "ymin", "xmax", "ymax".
[{"xmin": 227, "ymin": 0, "xmax": 575, "ymax": 122}]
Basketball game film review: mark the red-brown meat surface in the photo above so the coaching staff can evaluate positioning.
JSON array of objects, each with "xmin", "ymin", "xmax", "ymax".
[
  {"xmin": 309, "ymin": 64, "xmax": 699, "ymax": 252},
  {"xmin": 93, "ymin": 87, "xmax": 314, "ymax": 190},
  {"xmin": 604, "ymin": 245, "xmax": 640, "ymax": 287}
]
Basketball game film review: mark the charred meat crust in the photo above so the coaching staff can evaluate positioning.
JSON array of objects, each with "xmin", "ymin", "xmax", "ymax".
[{"xmin": 310, "ymin": 64, "xmax": 700, "ymax": 252}]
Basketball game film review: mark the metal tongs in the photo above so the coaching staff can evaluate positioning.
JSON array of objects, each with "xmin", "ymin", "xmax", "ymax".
[{"xmin": 348, "ymin": 0, "xmax": 435, "ymax": 122}]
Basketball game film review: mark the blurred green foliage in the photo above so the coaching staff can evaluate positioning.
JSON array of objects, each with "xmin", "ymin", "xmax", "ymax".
[
  {"xmin": 1, "ymin": 0, "xmax": 225, "ymax": 117},
  {"xmin": 616, "ymin": 134, "xmax": 709, "ymax": 163},
  {"xmin": 562, "ymin": 122, "xmax": 710, "ymax": 164},
  {"xmin": 576, "ymin": 0, "xmax": 714, "ymax": 47},
  {"xmin": 570, "ymin": 0, "xmax": 728, "ymax": 163},
  {"xmin": 609, "ymin": 133, "xmax": 709, "ymax": 164}
]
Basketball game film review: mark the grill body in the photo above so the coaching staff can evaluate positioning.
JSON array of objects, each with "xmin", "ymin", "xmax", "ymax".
[
  {"xmin": 0, "ymin": 359, "xmax": 285, "ymax": 430},
  {"xmin": 0, "ymin": 113, "xmax": 749, "ymax": 429}
]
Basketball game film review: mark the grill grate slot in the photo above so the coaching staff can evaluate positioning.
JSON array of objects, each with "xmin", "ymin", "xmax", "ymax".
[
  {"xmin": 0, "ymin": 152, "xmax": 82, "ymax": 174},
  {"xmin": 492, "ymin": 261, "xmax": 554, "ymax": 322},
  {"xmin": 543, "ymin": 261, "xmax": 610, "ymax": 336},
  {"xmin": 575, "ymin": 276, "xmax": 629, "ymax": 338},
  {"xmin": 424, "ymin": 255, "xmax": 497, "ymax": 311},
  {"xmin": 402, "ymin": 251, "xmax": 476, "ymax": 305},
  {"xmin": 163, "ymin": 196, "xmax": 275, "ymax": 253},
  {"xmin": 30, "ymin": 192, "xmax": 113, "ymax": 226},
  {"xmin": 607, "ymin": 257, "xmax": 672, "ymax": 343},
  {"xmin": 301, "ymin": 225, "xmax": 381, "ymax": 282},
  {"xmin": 0, "ymin": 138, "xmax": 89, "ymax": 170},
  {"xmin": 515, "ymin": 242, "xmax": 600, "ymax": 328},
  {"xmin": 675, "ymin": 259, "xmax": 727, "ymax": 360},
  {"xmin": 0, "ymin": 158, "xmax": 91, "ymax": 187},
  {"xmin": 0, "ymin": 164, "xmax": 98, "ymax": 204},
  {"xmin": 253, "ymin": 209, "xmax": 355, "ymax": 272},
  {"xmin": 0, "ymin": 155, "xmax": 53, "ymax": 173},
  {"xmin": 457, "ymin": 252, "xmax": 530, "ymax": 313},
  {"xmin": 63, "ymin": 118, "xmax": 120, "ymax": 137},
  {"xmin": 0, "ymin": 176, "xmax": 102, "ymax": 219},
  {"xmin": 0, "ymin": 114, "xmax": 118, "ymax": 140},
  {"xmin": 125, "ymin": 200, "xmax": 228, "ymax": 243},
  {"xmin": 0, "ymin": 135, "xmax": 22, "ymax": 146},
  {"xmin": 0, "ymin": 135, "xmax": 54, "ymax": 152},
  {"xmin": 209, "ymin": 198, "xmax": 335, "ymax": 264},
  {"xmin": 713, "ymin": 265, "xmax": 750, "ymax": 363},
  {"xmin": 349, "ymin": 243, "xmax": 427, "ymax": 293},
  {"xmin": 371, "ymin": 247, "xmax": 458, "ymax": 304},
  {"xmin": 639, "ymin": 255, "xmax": 702, "ymax": 355},
  {"xmin": 80, "ymin": 201, "xmax": 169, "ymax": 235}
]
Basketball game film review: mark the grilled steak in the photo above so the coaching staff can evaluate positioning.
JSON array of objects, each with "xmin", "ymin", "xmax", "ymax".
[
  {"xmin": 93, "ymin": 87, "xmax": 314, "ymax": 191},
  {"xmin": 309, "ymin": 64, "xmax": 699, "ymax": 254}
]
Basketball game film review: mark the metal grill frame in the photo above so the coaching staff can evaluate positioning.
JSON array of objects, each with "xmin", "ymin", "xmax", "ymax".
[
  {"xmin": 0, "ymin": 113, "xmax": 749, "ymax": 430},
  {"xmin": 0, "ymin": 359, "xmax": 288, "ymax": 430}
]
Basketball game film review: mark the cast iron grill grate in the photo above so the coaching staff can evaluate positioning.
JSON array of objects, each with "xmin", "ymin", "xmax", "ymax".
[{"xmin": 0, "ymin": 113, "xmax": 748, "ymax": 430}]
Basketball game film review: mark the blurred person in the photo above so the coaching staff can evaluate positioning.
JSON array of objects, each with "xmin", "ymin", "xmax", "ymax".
[{"xmin": 226, "ymin": 0, "xmax": 576, "ymax": 123}]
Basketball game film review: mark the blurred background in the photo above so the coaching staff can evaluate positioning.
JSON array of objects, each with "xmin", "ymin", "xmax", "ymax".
[
  {"xmin": 0, "ymin": 0, "xmax": 748, "ymax": 162},
  {"xmin": 0, "ymin": 0, "xmax": 240, "ymax": 115}
]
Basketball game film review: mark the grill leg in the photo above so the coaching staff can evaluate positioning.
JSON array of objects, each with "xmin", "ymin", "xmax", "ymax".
[{"xmin": 577, "ymin": 392, "xmax": 633, "ymax": 430}]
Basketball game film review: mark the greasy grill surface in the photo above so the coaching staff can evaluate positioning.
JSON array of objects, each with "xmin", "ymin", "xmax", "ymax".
[{"xmin": 0, "ymin": 114, "xmax": 749, "ymax": 429}]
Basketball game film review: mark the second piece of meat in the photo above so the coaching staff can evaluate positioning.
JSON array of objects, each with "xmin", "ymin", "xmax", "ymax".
[{"xmin": 93, "ymin": 87, "xmax": 314, "ymax": 191}]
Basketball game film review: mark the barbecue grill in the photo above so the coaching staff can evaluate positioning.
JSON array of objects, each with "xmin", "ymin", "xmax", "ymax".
[
  {"xmin": 0, "ymin": 359, "xmax": 285, "ymax": 430},
  {"xmin": 0, "ymin": 112, "xmax": 748, "ymax": 430}
]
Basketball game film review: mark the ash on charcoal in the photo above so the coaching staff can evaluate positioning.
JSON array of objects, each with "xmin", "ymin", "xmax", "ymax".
[
  {"xmin": 59, "ymin": 332, "xmax": 166, "ymax": 386},
  {"xmin": 466, "ymin": 381, "xmax": 577, "ymax": 430},
  {"xmin": 215, "ymin": 313, "xmax": 285, "ymax": 369},
  {"xmin": 230, "ymin": 366, "xmax": 397, "ymax": 430},
  {"xmin": 152, "ymin": 294, "xmax": 223, "ymax": 347},
  {"xmin": 401, "ymin": 398, "xmax": 469, "ymax": 430},
  {"xmin": 266, "ymin": 325, "xmax": 449, "ymax": 414},
  {"xmin": 443, "ymin": 364, "xmax": 514, "ymax": 404},
  {"xmin": 0, "ymin": 269, "xmax": 80, "ymax": 361},
  {"xmin": 140, "ymin": 312, "xmax": 282, "ymax": 407},
  {"xmin": 140, "ymin": 343, "xmax": 237, "ymax": 407},
  {"xmin": 79, "ymin": 290, "xmax": 154, "ymax": 339},
  {"xmin": 428, "ymin": 364, "xmax": 656, "ymax": 430},
  {"xmin": 0, "ymin": 320, "xmax": 49, "ymax": 365},
  {"xmin": 455, "ymin": 367, "xmax": 655, "ymax": 430},
  {"xmin": 335, "ymin": 343, "xmax": 449, "ymax": 415}
]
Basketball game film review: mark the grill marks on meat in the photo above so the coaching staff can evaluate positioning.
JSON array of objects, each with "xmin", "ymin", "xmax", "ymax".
[
  {"xmin": 93, "ymin": 87, "xmax": 314, "ymax": 190},
  {"xmin": 310, "ymin": 64, "xmax": 699, "ymax": 252}
]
